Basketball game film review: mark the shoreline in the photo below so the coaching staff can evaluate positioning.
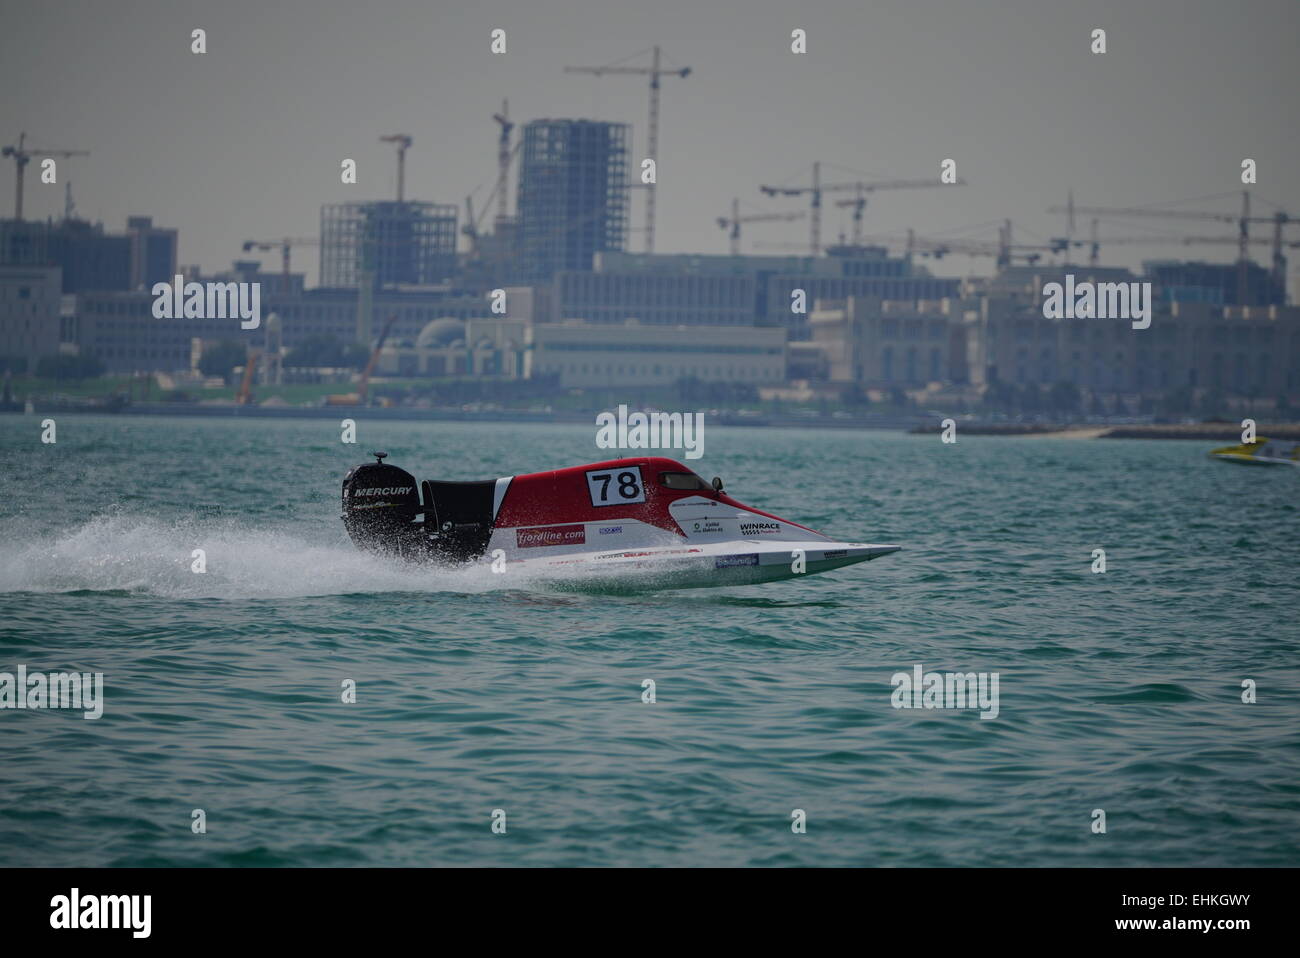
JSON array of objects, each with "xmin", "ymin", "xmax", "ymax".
[{"xmin": 4, "ymin": 402, "xmax": 1297, "ymax": 440}]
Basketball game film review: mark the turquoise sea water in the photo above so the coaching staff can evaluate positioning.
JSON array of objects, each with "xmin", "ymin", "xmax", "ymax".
[{"xmin": 0, "ymin": 414, "xmax": 1297, "ymax": 867}]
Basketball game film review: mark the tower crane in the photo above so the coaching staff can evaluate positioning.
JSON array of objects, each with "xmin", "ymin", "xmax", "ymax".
[
  {"xmin": 462, "ymin": 139, "xmax": 523, "ymax": 260},
  {"xmin": 241, "ymin": 237, "xmax": 321, "ymax": 283},
  {"xmin": 906, "ymin": 223, "xmax": 1072, "ymax": 267},
  {"xmin": 760, "ymin": 163, "xmax": 967, "ymax": 256},
  {"xmin": 1078, "ymin": 221, "xmax": 1299, "ymax": 294},
  {"xmin": 241, "ymin": 234, "xmax": 422, "ymax": 286},
  {"xmin": 2, "ymin": 132, "xmax": 89, "ymax": 220},
  {"xmin": 565, "ymin": 46, "xmax": 692, "ymax": 253},
  {"xmin": 379, "ymin": 134, "xmax": 413, "ymax": 202},
  {"xmin": 834, "ymin": 195, "xmax": 870, "ymax": 245},
  {"xmin": 491, "ymin": 100, "xmax": 512, "ymax": 224},
  {"xmin": 1049, "ymin": 192, "xmax": 1295, "ymax": 303},
  {"xmin": 716, "ymin": 200, "xmax": 804, "ymax": 255}
]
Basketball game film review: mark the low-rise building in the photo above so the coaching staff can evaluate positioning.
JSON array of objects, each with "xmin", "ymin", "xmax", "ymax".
[
  {"xmin": 0, "ymin": 265, "xmax": 63, "ymax": 371},
  {"xmin": 527, "ymin": 320, "xmax": 786, "ymax": 388},
  {"xmin": 972, "ymin": 266, "xmax": 1300, "ymax": 397},
  {"xmin": 804, "ymin": 296, "xmax": 974, "ymax": 386}
]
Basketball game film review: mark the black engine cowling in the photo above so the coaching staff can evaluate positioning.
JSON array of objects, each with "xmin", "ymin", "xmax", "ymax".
[{"xmin": 341, "ymin": 453, "xmax": 423, "ymax": 556}]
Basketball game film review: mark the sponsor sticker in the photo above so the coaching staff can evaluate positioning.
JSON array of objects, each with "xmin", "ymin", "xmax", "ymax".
[
  {"xmin": 516, "ymin": 524, "xmax": 587, "ymax": 549},
  {"xmin": 353, "ymin": 486, "xmax": 414, "ymax": 497},
  {"xmin": 691, "ymin": 519, "xmax": 726, "ymax": 534},
  {"xmin": 598, "ymin": 526, "xmax": 623, "ymax": 535},
  {"xmin": 715, "ymin": 554, "xmax": 759, "ymax": 568}
]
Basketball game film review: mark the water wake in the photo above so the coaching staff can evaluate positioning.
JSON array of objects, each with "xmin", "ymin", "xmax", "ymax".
[{"xmin": 0, "ymin": 514, "xmax": 501, "ymax": 599}]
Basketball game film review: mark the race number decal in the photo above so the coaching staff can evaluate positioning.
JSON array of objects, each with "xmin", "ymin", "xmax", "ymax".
[{"xmin": 585, "ymin": 466, "xmax": 646, "ymax": 507}]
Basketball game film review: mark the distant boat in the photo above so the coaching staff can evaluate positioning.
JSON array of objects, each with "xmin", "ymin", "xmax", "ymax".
[{"xmin": 1209, "ymin": 438, "xmax": 1300, "ymax": 467}]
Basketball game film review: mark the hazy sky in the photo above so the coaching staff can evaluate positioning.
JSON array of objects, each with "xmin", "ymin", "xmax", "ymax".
[{"xmin": 2, "ymin": 0, "xmax": 1297, "ymax": 289}]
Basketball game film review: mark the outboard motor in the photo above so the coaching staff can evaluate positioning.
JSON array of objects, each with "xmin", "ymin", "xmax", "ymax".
[{"xmin": 341, "ymin": 452, "xmax": 425, "ymax": 557}]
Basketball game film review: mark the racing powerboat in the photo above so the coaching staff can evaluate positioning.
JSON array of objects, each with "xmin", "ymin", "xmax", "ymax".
[
  {"xmin": 1209, "ymin": 438, "xmax": 1300, "ymax": 467},
  {"xmin": 341, "ymin": 452, "xmax": 899, "ymax": 588}
]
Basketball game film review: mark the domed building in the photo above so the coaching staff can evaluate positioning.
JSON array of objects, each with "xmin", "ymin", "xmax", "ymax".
[
  {"xmin": 415, "ymin": 318, "xmax": 467, "ymax": 350},
  {"xmin": 377, "ymin": 316, "xmax": 526, "ymax": 379}
]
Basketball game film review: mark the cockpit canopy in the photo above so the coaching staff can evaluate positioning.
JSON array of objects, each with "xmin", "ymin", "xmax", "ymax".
[{"xmin": 658, "ymin": 470, "xmax": 712, "ymax": 491}]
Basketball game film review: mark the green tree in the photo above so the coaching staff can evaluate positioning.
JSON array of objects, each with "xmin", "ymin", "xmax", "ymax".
[
  {"xmin": 342, "ymin": 342, "xmax": 372, "ymax": 370},
  {"xmin": 198, "ymin": 340, "xmax": 248, "ymax": 381},
  {"xmin": 283, "ymin": 334, "xmax": 345, "ymax": 368},
  {"xmin": 35, "ymin": 353, "xmax": 105, "ymax": 381}
]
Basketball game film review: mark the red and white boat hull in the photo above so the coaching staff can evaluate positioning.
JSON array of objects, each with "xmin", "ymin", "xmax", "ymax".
[{"xmin": 342, "ymin": 454, "xmax": 899, "ymax": 589}]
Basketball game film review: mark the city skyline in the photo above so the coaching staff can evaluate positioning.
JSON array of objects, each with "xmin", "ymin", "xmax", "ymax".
[{"xmin": 3, "ymin": 0, "xmax": 1299, "ymax": 291}]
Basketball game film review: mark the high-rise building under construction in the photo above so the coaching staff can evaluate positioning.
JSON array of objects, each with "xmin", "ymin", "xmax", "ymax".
[
  {"xmin": 516, "ymin": 119, "xmax": 629, "ymax": 281},
  {"xmin": 319, "ymin": 201, "xmax": 457, "ymax": 290}
]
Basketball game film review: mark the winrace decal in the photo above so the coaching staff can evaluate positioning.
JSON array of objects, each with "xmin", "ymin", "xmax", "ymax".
[
  {"xmin": 598, "ymin": 526, "xmax": 623, "ymax": 535},
  {"xmin": 823, "ymin": 549, "xmax": 848, "ymax": 559},
  {"xmin": 716, "ymin": 554, "xmax": 759, "ymax": 568},
  {"xmin": 739, "ymin": 520, "xmax": 780, "ymax": 535},
  {"xmin": 516, "ymin": 524, "xmax": 587, "ymax": 549}
]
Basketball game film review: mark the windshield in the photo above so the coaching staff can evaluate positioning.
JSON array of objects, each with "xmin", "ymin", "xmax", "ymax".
[{"xmin": 659, "ymin": 471, "xmax": 711, "ymax": 491}]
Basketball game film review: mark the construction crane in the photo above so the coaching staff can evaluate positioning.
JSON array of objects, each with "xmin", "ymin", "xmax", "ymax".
[
  {"xmin": 1077, "ymin": 222, "xmax": 1300, "ymax": 278},
  {"xmin": 462, "ymin": 194, "xmax": 480, "ymax": 256},
  {"xmin": 834, "ymin": 196, "xmax": 868, "ymax": 246},
  {"xmin": 565, "ymin": 45, "xmax": 692, "ymax": 254},
  {"xmin": 241, "ymin": 234, "xmax": 421, "ymax": 274},
  {"xmin": 492, "ymin": 100, "xmax": 512, "ymax": 225},
  {"xmin": 2, "ymin": 132, "xmax": 89, "ymax": 220},
  {"xmin": 325, "ymin": 313, "xmax": 400, "ymax": 406},
  {"xmin": 1068, "ymin": 216, "xmax": 1214, "ymax": 268},
  {"xmin": 716, "ymin": 200, "xmax": 804, "ymax": 255},
  {"xmin": 1049, "ymin": 192, "xmax": 1296, "ymax": 303},
  {"xmin": 837, "ymin": 180, "xmax": 961, "ymax": 246},
  {"xmin": 241, "ymin": 237, "xmax": 320, "ymax": 283},
  {"xmin": 908, "ymin": 224, "xmax": 1071, "ymax": 267},
  {"xmin": 852, "ymin": 221, "xmax": 1075, "ymax": 268},
  {"xmin": 463, "ymin": 141, "xmax": 523, "ymax": 248},
  {"xmin": 236, "ymin": 349, "xmax": 261, "ymax": 405},
  {"xmin": 1181, "ymin": 235, "xmax": 1299, "ymax": 249},
  {"xmin": 760, "ymin": 163, "xmax": 967, "ymax": 256},
  {"xmin": 379, "ymin": 134, "xmax": 413, "ymax": 202}
]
